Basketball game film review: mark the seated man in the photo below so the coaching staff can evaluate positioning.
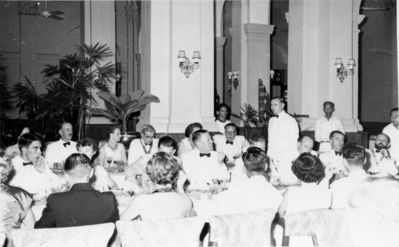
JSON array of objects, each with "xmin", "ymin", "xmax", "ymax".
[
  {"xmin": 297, "ymin": 135, "xmax": 317, "ymax": 156},
  {"xmin": 331, "ymin": 144, "xmax": 370, "ymax": 208},
  {"xmin": 367, "ymin": 133, "xmax": 398, "ymax": 176},
  {"xmin": 10, "ymin": 133, "xmax": 62, "ymax": 201},
  {"xmin": 181, "ymin": 130, "xmax": 229, "ymax": 189},
  {"xmin": 213, "ymin": 123, "xmax": 249, "ymax": 162},
  {"xmin": 45, "ymin": 122, "xmax": 77, "ymax": 167},
  {"xmin": 207, "ymin": 147, "xmax": 282, "ymax": 215},
  {"xmin": 319, "ymin": 130, "xmax": 346, "ymax": 178},
  {"xmin": 128, "ymin": 124, "xmax": 159, "ymax": 165},
  {"xmin": 35, "ymin": 153, "xmax": 119, "ymax": 228}
]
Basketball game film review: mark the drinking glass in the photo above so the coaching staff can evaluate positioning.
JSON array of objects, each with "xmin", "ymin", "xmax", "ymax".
[{"xmin": 105, "ymin": 157, "xmax": 113, "ymax": 168}]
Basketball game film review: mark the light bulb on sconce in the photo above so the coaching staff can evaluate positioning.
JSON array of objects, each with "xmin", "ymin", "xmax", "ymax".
[
  {"xmin": 177, "ymin": 50, "xmax": 201, "ymax": 78},
  {"xmin": 334, "ymin": 57, "xmax": 356, "ymax": 83}
]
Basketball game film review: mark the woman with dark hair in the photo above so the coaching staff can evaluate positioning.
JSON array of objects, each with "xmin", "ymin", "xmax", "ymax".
[
  {"xmin": 177, "ymin": 122, "xmax": 203, "ymax": 157},
  {"xmin": 121, "ymin": 152, "xmax": 196, "ymax": 220},
  {"xmin": 98, "ymin": 125, "xmax": 127, "ymax": 169},
  {"xmin": 0, "ymin": 149, "xmax": 35, "ymax": 238},
  {"xmin": 278, "ymin": 153, "xmax": 332, "ymax": 217}
]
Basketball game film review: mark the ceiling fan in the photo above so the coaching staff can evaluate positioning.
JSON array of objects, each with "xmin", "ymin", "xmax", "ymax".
[{"xmin": 19, "ymin": 1, "xmax": 64, "ymax": 20}]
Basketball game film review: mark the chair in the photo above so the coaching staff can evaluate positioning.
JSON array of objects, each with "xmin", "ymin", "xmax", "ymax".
[
  {"xmin": 10, "ymin": 223, "xmax": 115, "ymax": 247},
  {"xmin": 208, "ymin": 210, "xmax": 276, "ymax": 246},
  {"xmin": 283, "ymin": 208, "xmax": 352, "ymax": 246},
  {"xmin": 116, "ymin": 217, "xmax": 206, "ymax": 247}
]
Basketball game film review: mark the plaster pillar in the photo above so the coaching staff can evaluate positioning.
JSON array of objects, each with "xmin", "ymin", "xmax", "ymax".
[
  {"xmin": 215, "ymin": 37, "xmax": 227, "ymax": 102},
  {"xmin": 287, "ymin": 0, "xmax": 363, "ymax": 132},
  {"xmin": 238, "ymin": 0, "xmax": 272, "ymax": 114},
  {"xmin": 243, "ymin": 24, "xmax": 274, "ymax": 111},
  {"xmin": 84, "ymin": 0, "xmax": 116, "ymax": 124},
  {"xmin": 139, "ymin": 0, "xmax": 217, "ymax": 133}
]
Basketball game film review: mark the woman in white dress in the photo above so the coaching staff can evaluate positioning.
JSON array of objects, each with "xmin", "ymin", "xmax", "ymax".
[
  {"xmin": 121, "ymin": 152, "xmax": 196, "ymax": 220},
  {"xmin": 278, "ymin": 153, "xmax": 332, "ymax": 217},
  {"xmin": 98, "ymin": 126, "xmax": 127, "ymax": 169},
  {"xmin": 177, "ymin": 122, "xmax": 202, "ymax": 157}
]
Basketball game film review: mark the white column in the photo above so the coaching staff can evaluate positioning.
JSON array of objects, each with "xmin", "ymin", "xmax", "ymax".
[
  {"xmin": 140, "ymin": 0, "xmax": 217, "ymax": 133},
  {"xmin": 84, "ymin": 0, "xmax": 115, "ymax": 124},
  {"xmin": 216, "ymin": 37, "xmax": 227, "ymax": 102},
  {"xmin": 287, "ymin": 0, "xmax": 363, "ymax": 132}
]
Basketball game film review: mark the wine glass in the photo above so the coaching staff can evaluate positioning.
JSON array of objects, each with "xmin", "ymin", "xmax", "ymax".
[{"xmin": 105, "ymin": 157, "xmax": 113, "ymax": 169}]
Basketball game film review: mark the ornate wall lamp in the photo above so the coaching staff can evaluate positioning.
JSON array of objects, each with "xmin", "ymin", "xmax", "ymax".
[
  {"xmin": 177, "ymin": 50, "xmax": 201, "ymax": 78},
  {"xmin": 227, "ymin": 70, "xmax": 240, "ymax": 90},
  {"xmin": 334, "ymin": 58, "xmax": 356, "ymax": 83}
]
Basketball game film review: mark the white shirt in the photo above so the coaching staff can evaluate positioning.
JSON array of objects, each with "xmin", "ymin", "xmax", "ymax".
[
  {"xmin": 11, "ymin": 155, "xmax": 26, "ymax": 172},
  {"xmin": 128, "ymin": 138, "xmax": 158, "ymax": 165},
  {"xmin": 283, "ymin": 183, "xmax": 332, "ymax": 215},
  {"xmin": 315, "ymin": 116, "xmax": 345, "ymax": 142},
  {"xmin": 368, "ymin": 148, "xmax": 398, "ymax": 176},
  {"xmin": 215, "ymin": 119, "xmax": 231, "ymax": 133},
  {"xmin": 319, "ymin": 149, "xmax": 345, "ymax": 172},
  {"xmin": 208, "ymin": 175, "xmax": 282, "ymax": 215},
  {"xmin": 45, "ymin": 139, "xmax": 77, "ymax": 166},
  {"xmin": 331, "ymin": 169, "xmax": 370, "ymax": 208},
  {"xmin": 267, "ymin": 111, "xmax": 299, "ymax": 163},
  {"xmin": 10, "ymin": 157, "xmax": 61, "ymax": 195},
  {"xmin": 181, "ymin": 149, "xmax": 229, "ymax": 190},
  {"xmin": 213, "ymin": 134, "xmax": 249, "ymax": 160},
  {"xmin": 383, "ymin": 123, "xmax": 399, "ymax": 161}
]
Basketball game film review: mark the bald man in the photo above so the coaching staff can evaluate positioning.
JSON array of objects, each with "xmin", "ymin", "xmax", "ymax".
[{"xmin": 45, "ymin": 122, "xmax": 77, "ymax": 167}]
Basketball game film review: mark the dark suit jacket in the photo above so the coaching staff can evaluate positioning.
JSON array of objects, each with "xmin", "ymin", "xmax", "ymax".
[{"xmin": 35, "ymin": 183, "xmax": 119, "ymax": 228}]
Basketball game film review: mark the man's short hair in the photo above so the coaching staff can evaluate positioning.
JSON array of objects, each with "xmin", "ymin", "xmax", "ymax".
[
  {"xmin": 329, "ymin": 130, "xmax": 345, "ymax": 140},
  {"xmin": 292, "ymin": 153, "xmax": 325, "ymax": 183},
  {"xmin": 323, "ymin": 101, "xmax": 335, "ymax": 108},
  {"xmin": 184, "ymin": 122, "xmax": 203, "ymax": 138},
  {"xmin": 141, "ymin": 124, "xmax": 156, "ymax": 135},
  {"xmin": 64, "ymin": 153, "xmax": 92, "ymax": 171},
  {"xmin": 158, "ymin": 136, "xmax": 177, "ymax": 150},
  {"xmin": 18, "ymin": 133, "xmax": 42, "ymax": 151},
  {"xmin": 191, "ymin": 129, "xmax": 208, "ymax": 145},
  {"xmin": 343, "ymin": 143, "xmax": 366, "ymax": 166},
  {"xmin": 377, "ymin": 133, "xmax": 391, "ymax": 144},
  {"xmin": 249, "ymin": 135, "xmax": 266, "ymax": 144},
  {"xmin": 77, "ymin": 138, "xmax": 97, "ymax": 151},
  {"xmin": 271, "ymin": 96, "xmax": 285, "ymax": 105},
  {"xmin": 298, "ymin": 134, "xmax": 315, "ymax": 143},
  {"xmin": 242, "ymin": 147, "xmax": 267, "ymax": 173},
  {"xmin": 390, "ymin": 107, "xmax": 398, "ymax": 115},
  {"xmin": 224, "ymin": 123, "xmax": 237, "ymax": 131},
  {"xmin": 59, "ymin": 122, "xmax": 72, "ymax": 131}
]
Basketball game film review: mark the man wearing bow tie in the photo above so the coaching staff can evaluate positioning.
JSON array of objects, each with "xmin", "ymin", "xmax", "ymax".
[
  {"xmin": 214, "ymin": 123, "xmax": 249, "ymax": 161},
  {"xmin": 127, "ymin": 124, "xmax": 159, "ymax": 165},
  {"xmin": 367, "ymin": 133, "xmax": 398, "ymax": 176},
  {"xmin": 10, "ymin": 133, "xmax": 60, "ymax": 200},
  {"xmin": 181, "ymin": 130, "xmax": 229, "ymax": 189},
  {"xmin": 45, "ymin": 122, "xmax": 77, "ymax": 168},
  {"xmin": 319, "ymin": 130, "xmax": 347, "ymax": 178},
  {"xmin": 267, "ymin": 97, "xmax": 299, "ymax": 184}
]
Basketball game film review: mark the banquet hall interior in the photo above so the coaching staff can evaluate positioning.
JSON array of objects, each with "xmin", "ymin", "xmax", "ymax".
[{"xmin": 0, "ymin": 0, "xmax": 398, "ymax": 246}]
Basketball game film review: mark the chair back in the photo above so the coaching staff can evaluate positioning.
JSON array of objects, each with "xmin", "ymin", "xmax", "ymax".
[
  {"xmin": 11, "ymin": 223, "xmax": 115, "ymax": 247},
  {"xmin": 116, "ymin": 217, "xmax": 205, "ymax": 247},
  {"xmin": 284, "ymin": 208, "xmax": 351, "ymax": 246},
  {"xmin": 208, "ymin": 210, "xmax": 276, "ymax": 246}
]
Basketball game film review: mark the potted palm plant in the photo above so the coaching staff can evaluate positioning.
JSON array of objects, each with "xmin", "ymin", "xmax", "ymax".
[
  {"xmin": 88, "ymin": 90, "xmax": 160, "ymax": 148},
  {"xmin": 42, "ymin": 43, "xmax": 115, "ymax": 139},
  {"xmin": 12, "ymin": 76, "xmax": 44, "ymax": 121}
]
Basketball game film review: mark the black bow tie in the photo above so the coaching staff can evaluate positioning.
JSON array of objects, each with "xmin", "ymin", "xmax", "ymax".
[
  {"xmin": 335, "ymin": 151, "xmax": 343, "ymax": 156},
  {"xmin": 199, "ymin": 153, "xmax": 211, "ymax": 158},
  {"xmin": 226, "ymin": 141, "xmax": 234, "ymax": 145},
  {"xmin": 23, "ymin": 162, "xmax": 33, "ymax": 166},
  {"xmin": 63, "ymin": 142, "xmax": 71, "ymax": 147}
]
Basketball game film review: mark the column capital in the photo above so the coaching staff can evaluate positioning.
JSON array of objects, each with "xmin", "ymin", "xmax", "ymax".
[
  {"xmin": 244, "ymin": 23, "xmax": 274, "ymax": 38},
  {"xmin": 216, "ymin": 36, "xmax": 227, "ymax": 47}
]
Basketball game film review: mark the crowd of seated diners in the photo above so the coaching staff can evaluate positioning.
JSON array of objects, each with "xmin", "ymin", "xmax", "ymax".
[{"xmin": 0, "ymin": 103, "xmax": 398, "ymax": 246}]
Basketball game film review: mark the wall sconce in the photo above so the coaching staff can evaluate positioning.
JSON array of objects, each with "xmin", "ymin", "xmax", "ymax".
[
  {"xmin": 334, "ymin": 58, "xmax": 356, "ymax": 83},
  {"xmin": 227, "ymin": 70, "xmax": 240, "ymax": 90},
  {"xmin": 177, "ymin": 50, "xmax": 201, "ymax": 78}
]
